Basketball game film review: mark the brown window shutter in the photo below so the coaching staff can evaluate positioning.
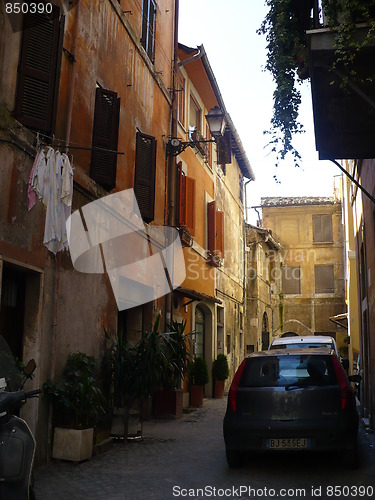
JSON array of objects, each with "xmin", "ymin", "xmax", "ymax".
[
  {"xmin": 177, "ymin": 162, "xmax": 186, "ymax": 227},
  {"xmin": 215, "ymin": 210, "xmax": 224, "ymax": 258},
  {"xmin": 313, "ymin": 214, "xmax": 332, "ymax": 242},
  {"xmin": 15, "ymin": 7, "xmax": 62, "ymax": 133},
  {"xmin": 217, "ymin": 129, "xmax": 232, "ymax": 165},
  {"xmin": 207, "ymin": 200, "xmax": 216, "ymax": 254},
  {"xmin": 134, "ymin": 131, "xmax": 157, "ymax": 222},
  {"xmin": 315, "ymin": 265, "xmax": 334, "ymax": 293},
  {"xmin": 90, "ymin": 88, "xmax": 120, "ymax": 190},
  {"xmin": 282, "ymin": 266, "xmax": 301, "ymax": 294},
  {"xmin": 185, "ymin": 177, "xmax": 195, "ymax": 236}
]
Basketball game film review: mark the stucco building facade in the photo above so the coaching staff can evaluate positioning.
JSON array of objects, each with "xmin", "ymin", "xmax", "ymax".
[
  {"xmin": 260, "ymin": 197, "xmax": 347, "ymax": 348},
  {"xmin": 0, "ymin": 0, "xmax": 176, "ymax": 462}
]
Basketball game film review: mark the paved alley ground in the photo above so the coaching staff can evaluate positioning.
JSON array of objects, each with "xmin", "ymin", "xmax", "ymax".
[{"xmin": 35, "ymin": 397, "xmax": 375, "ymax": 500}]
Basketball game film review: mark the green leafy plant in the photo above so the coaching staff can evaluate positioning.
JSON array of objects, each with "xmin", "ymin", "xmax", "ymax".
[
  {"xmin": 44, "ymin": 352, "xmax": 105, "ymax": 429},
  {"xmin": 190, "ymin": 356, "xmax": 209, "ymax": 387},
  {"xmin": 212, "ymin": 354, "xmax": 229, "ymax": 381},
  {"xmin": 259, "ymin": 0, "xmax": 375, "ymax": 167},
  {"xmin": 162, "ymin": 319, "xmax": 192, "ymax": 390},
  {"xmin": 258, "ymin": 0, "xmax": 309, "ymax": 167}
]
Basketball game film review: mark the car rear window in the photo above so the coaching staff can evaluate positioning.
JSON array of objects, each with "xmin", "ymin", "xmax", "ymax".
[
  {"xmin": 240, "ymin": 355, "xmax": 338, "ymax": 388},
  {"xmin": 271, "ymin": 342, "xmax": 333, "ymax": 350}
]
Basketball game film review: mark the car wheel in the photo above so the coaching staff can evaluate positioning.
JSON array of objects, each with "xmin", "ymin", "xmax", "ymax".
[{"xmin": 226, "ymin": 449, "xmax": 242, "ymax": 468}]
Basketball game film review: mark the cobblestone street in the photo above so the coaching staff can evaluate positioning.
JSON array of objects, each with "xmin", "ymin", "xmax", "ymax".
[{"xmin": 34, "ymin": 397, "xmax": 375, "ymax": 500}]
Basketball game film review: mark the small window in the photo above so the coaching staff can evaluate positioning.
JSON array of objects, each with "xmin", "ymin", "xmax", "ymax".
[
  {"xmin": 315, "ymin": 265, "xmax": 334, "ymax": 294},
  {"xmin": 141, "ymin": 0, "xmax": 156, "ymax": 61},
  {"xmin": 313, "ymin": 214, "xmax": 333, "ymax": 243},
  {"xmin": 90, "ymin": 87, "xmax": 120, "ymax": 190},
  {"xmin": 282, "ymin": 266, "xmax": 301, "ymax": 294},
  {"xmin": 134, "ymin": 131, "xmax": 157, "ymax": 222},
  {"xmin": 189, "ymin": 95, "xmax": 201, "ymax": 130},
  {"xmin": 226, "ymin": 334, "xmax": 231, "ymax": 354}
]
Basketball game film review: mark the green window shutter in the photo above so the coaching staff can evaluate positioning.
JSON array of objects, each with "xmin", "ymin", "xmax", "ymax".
[
  {"xmin": 134, "ymin": 131, "xmax": 157, "ymax": 222},
  {"xmin": 90, "ymin": 88, "xmax": 120, "ymax": 190},
  {"xmin": 15, "ymin": 6, "xmax": 63, "ymax": 134}
]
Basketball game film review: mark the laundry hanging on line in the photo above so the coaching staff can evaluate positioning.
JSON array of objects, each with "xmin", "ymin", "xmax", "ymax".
[{"xmin": 28, "ymin": 146, "xmax": 74, "ymax": 254}]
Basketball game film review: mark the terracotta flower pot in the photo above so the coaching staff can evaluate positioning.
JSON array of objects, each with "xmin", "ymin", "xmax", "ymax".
[
  {"xmin": 190, "ymin": 385, "xmax": 203, "ymax": 407},
  {"xmin": 214, "ymin": 379, "xmax": 225, "ymax": 399}
]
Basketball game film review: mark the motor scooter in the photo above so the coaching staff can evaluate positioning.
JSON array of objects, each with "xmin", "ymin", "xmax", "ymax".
[{"xmin": 0, "ymin": 336, "xmax": 41, "ymax": 500}]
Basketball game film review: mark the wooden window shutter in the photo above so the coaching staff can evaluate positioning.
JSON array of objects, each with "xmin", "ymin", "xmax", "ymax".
[
  {"xmin": 215, "ymin": 210, "xmax": 224, "ymax": 258},
  {"xmin": 177, "ymin": 162, "xmax": 186, "ymax": 227},
  {"xmin": 90, "ymin": 88, "xmax": 120, "ymax": 190},
  {"xmin": 207, "ymin": 200, "xmax": 216, "ymax": 254},
  {"xmin": 134, "ymin": 131, "xmax": 157, "ymax": 222},
  {"xmin": 15, "ymin": 7, "xmax": 63, "ymax": 134},
  {"xmin": 186, "ymin": 177, "xmax": 195, "ymax": 236},
  {"xmin": 315, "ymin": 265, "xmax": 334, "ymax": 293},
  {"xmin": 217, "ymin": 129, "xmax": 232, "ymax": 165},
  {"xmin": 313, "ymin": 214, "xmax": 332, "ymax": 242},
  {"xmin": 282, "ymin": 266, "xmax": 301, "ymax": 294}
]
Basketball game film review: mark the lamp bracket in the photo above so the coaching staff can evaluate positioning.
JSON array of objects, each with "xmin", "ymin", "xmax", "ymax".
[{"xmin": 167, "ymin": 138, "xmax": 216, "ymax": 157}]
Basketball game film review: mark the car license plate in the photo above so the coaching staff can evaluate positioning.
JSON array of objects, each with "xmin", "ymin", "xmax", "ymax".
[{"xmin": 268, "ymin": 438, "xmax": 308, "ymax": 449}]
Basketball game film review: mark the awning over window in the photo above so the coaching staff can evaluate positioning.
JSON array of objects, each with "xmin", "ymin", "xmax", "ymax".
[
  {"xmin": 175, "ymin": 287, "xmax": 222, "ymax": 305},
  {"xmin": 329, "ymin": 312, "xmax": 348, "ymax": 330}
]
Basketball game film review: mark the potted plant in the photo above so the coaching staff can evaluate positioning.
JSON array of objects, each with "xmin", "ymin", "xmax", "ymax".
[
  {"xmin": 154, "ymin": 319, "xmax": 192, "ymax": 419},
  {"xmin": 101, "ymin": 328, "xmax": 138, "ymax": 440},
  {"xmin": 43, "ymin": 352, "xmax": 105, "ymax": 462},
  {"xmin": 189, "ymin": 356, "xmax": 209, "ymax": 407},
  {"xmin": 212, "ymin": 353, "xmax": 229, "ymax": 399}
]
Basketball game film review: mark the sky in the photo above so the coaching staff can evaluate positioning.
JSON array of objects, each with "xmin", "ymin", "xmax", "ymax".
[{"xmin": 178, "ymin": 0, "xmax": 340, "ymax": 224}]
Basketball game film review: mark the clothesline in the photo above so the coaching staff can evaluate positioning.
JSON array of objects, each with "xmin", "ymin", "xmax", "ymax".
[{"xmin": 35, "ymin": 131, "xmax": 124, "ymax": 155}]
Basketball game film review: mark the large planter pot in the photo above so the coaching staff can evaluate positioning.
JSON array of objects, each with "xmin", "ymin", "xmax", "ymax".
[
  {"xmin": 214, "ymin": 379, "xmax": 225, "ymax": 399},
  {"xmin": 111, "ymin": 407, "xmax": 142, "ymax": 439},
  {"xmin": 52, "ymin": 427, "xmax": 94, "ymax": 462},
  {"xmin": 154, "ymin": 389, "xmax": 183, "ymax": 419},
  {"xmin": 190, "ymin": 385, "xmax": 203, "ymax": 407}
]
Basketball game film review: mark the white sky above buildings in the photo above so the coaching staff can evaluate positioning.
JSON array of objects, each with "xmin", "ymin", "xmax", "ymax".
[{"xmin": 178, "ymin": 0, "xmax": 341, "ymax": 225}]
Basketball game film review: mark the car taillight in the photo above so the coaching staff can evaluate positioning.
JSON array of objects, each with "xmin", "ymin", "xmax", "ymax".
[
  {"xmin": 228, "ymin": 359, "xmax": 246, "ymax": 413},
  {"xmin": 332, "ymin": 356, "xmax": 350, "ymax": 410}
]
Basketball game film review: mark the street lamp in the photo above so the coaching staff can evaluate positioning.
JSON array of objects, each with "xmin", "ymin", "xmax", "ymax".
[{"xmin": 167, "ymin": 106, "xmax": 226, "ymax": 157}]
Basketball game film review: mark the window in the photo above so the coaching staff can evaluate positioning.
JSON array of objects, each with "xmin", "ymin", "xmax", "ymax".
[
  {"xmin": 313, "ymin": 214, "xmax": 333, "ymax": 243},
  {"xmin": 177, "ymin": 72, "xmax": 185, "ymax": 127},
  {"xmin": 207, "ymin": 201, "xmax": 224, "ymax": 261},
  {"xmin": 90, "ymin": 87, "xmax": 120, "ymax": 190},
  {"xmin": 177, "ymin": 163, "xmax": 195, "ymax": 235},
  {"xmin": 189, "ymin": 95, "xmax": 201, "ymax": 130},
  {"xmin": 141, "ymin": 0, "xmax": 156, "ymax": 61},
  {"xmin": 315, "ymin": 265, "xmax": 334, "ymax": 293},
  {"xmin": 134, "ymin": 131, "xmax": 157, "ymax": 222},
  {"xmin": 282, "ymin": 266, "xmax": 301, "ymax": 294},
  {"xmin": 15, "ymin": 6, "xmax": 64, "ymax": 134}
]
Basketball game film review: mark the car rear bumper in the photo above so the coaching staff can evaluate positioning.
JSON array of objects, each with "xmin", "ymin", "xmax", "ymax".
[{"xmin": 223, "ymin": 416, "xmax": 358, "ymax": 452}]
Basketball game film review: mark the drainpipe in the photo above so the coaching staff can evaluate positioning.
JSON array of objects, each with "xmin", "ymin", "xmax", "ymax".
[
  {"xmin": 166, "ymin": 0, "xmax": 179, "ymax": 326},
  {"xmin": 65, "ymin": 0, "xmax": 80, "ymax": 146}
]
